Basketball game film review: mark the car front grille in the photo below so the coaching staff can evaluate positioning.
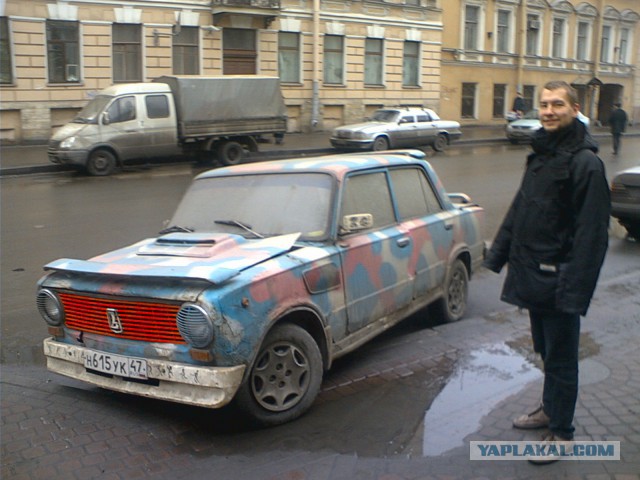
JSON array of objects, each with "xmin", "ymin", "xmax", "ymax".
[
  {"xmin": 335, "ymin": 130, "xmax": 352, "ymax": 139},
  {"xmin": 60, "ymin": 292, "xmax": 185, "ymax": 344}
]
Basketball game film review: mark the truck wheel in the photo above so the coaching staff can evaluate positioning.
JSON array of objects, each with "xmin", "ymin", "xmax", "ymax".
[
  {"xmin": 86, "ymin": 149, "xmax": 116, "ymax": 176},
  {"xmin": 236, "ymin": 324, "xmax": 323, "ymax": 426},
  {"xmin": 217, "ymin": 141, "xmax": 244, "ymax": 166},
  {"xmin": 433, "ymin": 134, "xmax": 448, "ymax": 152},
  {"xmin": 372, "ymin": 137, "xmax": 389, "ymax": 151},
  {"xmin": 431, "ymin": 258, "xmax": 468, "ymax": 322}
]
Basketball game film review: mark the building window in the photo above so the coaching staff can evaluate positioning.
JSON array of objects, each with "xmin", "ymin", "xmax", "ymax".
[
  {"xmin": 0, "ymin": 17, "xmax": 11, "ymax": 84},
  {"xmin": 323, "ymin": 34, "xmax": 344, "ymax": 85},
  {"xmin": 223, "ymin": 28, "xmax": 257, "ymax": 74},
  {"xmin": 552, "ymin": 18, "xmax": 565, "ymax": 58},
  {"xmin": 618, "ymin": 28, "xmax": 629, "ymax": 64},
  {"xmin": 364, "ymin": 38, "xmax": 383, "ymax": 86},
  {"xmin": 461, "ymin": 83, "xmax": 476, "ymax": 118},
  {"xmin": 402, "ymin": 40, "xmax": 420, "ymax": 87},
  {"xmin": 113, "ymin": 24, "xmax": 142, "ymax": 82},
  {"xmin": 576, "ymin": 22, "xmax": 589, "ymax": 61},
  {"xmin": 278, "ymin": 31, "xmax": 300, "ymax": 83},
  {"xmin": 493, "ymin": 84, "xmax": 506, "ymax": 118},
  {"xmin": 523, "ymin": 85, "xmax": 535, "ymax": 112},
  {"xmin": 526, "ymin": 14, "xmax": 540, "ymax": 56},
  {"xmin": 600, "ymin": 25, "xmax": 611, "ymax": 63},
  {"xmin": 496, "ymin": 10, "xmax": 510, "ymax": 53},
  {"xmin": 47, "ymin": 20, "xmax": 80, "ymax": 83},
  {"xmin": 173, "ymin": 26, "xmax": 199, "ymax": 74},
  {"xmin": 464, "ymin": 6, "xmax": 480, "ymax": 50}
]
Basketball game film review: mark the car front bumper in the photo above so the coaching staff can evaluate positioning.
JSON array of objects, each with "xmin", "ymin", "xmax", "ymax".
[
  {"xmin": 48, "ymin": 149, "xmax": 89, "ymax": 166},
  {"xmin": 43, "ymin": 337, "xmax": 246, "ymax": 409},
  {"xmin": 330, "ymin": 138, "xmax": 374, "ymax": 150}
]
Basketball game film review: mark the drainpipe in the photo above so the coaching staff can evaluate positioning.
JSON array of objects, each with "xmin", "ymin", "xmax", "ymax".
[
  {"xmin": 589, "ymin": 0, "xmax": 605, "ymax": 124},
  {"xmin": 516, "ymin": 0, "xmax": 527, "ymax": 94},
  {"xmin": 311, "ymin": 0, "xmax": 320, "ymax": 131}
]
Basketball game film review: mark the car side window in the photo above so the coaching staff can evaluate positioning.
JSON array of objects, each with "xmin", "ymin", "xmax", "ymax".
[
  {"xmin": 145, "ymin": 95, "xmax": 170, "ymax": 119},
  {"xmin": 390, "ymin": 167, "xmax": 443, "ymax": 219},
  {"xmin": 341, "ymin": 172, "xmax": 395, "ymax": 230},
  {"xmin": 416, "ymin": 114, "xmax": 430, "ymax": 122},
  {"xmin": 399, "ymin": 114, "xmax": 415, "ymax": 124},
  {"xmin": 106, "ymin": 96, "xmax": 136, "ymax": 123}
]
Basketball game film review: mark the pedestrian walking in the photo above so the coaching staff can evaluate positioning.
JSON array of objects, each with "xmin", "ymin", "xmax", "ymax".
[
  {"xmin": 512, "ymin": 91, "xmax": 526, "ymax": 117},
  {"xmin": 483, "ymin": 80, "xmax": 610, "ymax": 464},
  {"xmin": 608, "ymin": 102, "xmax": 628, "ymax": 155}
]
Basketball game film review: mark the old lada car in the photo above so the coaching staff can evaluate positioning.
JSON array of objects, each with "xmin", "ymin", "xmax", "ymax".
[
  {"xmin": 38, "ymin": 150, "xmax": 484, "ymax": 426},
  {"xmin": 330, "ymin": 108, "xmax": 462, "ymax": 152}
]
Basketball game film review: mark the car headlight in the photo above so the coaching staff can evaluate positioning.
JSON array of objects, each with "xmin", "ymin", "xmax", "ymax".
[
  {"xmin": 37, "ymin": 289, "xmax": 64, "ymax": 326},
  {"xmin": 176, "ymin": 303, "xmax": 214, "ymax": 348},
  {"xmin": 60, "ymin": 136, "xmax": 77, "ymax": 149},
  {"xmin": 353, "ymin": 132, "xmax": 370, "ymax": 140}
]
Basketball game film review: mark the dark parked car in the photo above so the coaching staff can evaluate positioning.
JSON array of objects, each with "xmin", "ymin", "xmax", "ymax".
[
  {"xmin": 611, "ymin": 166, "xmax": 640, "ymax": 238},
  {"xmin": 38, "ymin": 150, "xmax": 484, "ymax": 426}
]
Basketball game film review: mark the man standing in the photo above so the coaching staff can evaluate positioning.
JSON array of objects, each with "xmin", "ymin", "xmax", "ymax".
[
  {"xmin": 512, "ymin": 91, "xmax": 526, "ymax": 117},
  {"xmin": 483, "ymin": 81, "xmax": 610, "ymax": 463},
  {"xmin": 608, "ymin": 102, "xmax": 628, "ymax": 155}
]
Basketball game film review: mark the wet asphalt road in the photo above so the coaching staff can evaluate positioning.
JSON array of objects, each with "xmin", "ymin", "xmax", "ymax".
[{"xmin": 1, "ymin": 140, "xmax": 639, "ymax": 479}]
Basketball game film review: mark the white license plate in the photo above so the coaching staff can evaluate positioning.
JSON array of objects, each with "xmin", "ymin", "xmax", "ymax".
[{"xmin": 84, "ymin": 350, "xmax": 148, "ymax": 379}]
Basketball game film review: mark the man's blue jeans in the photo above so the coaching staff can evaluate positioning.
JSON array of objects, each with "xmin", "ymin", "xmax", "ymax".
[{"xmin": 529, "ymin": 309, "xmax": 581, "ymax": 440}]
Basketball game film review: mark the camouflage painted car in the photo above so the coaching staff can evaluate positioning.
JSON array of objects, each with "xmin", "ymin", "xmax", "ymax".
[{"xmin": 38, "ymin": 150, "xmax": 485, "ymax": 425}]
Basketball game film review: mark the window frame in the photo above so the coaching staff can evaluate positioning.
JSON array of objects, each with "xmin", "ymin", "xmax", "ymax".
[
  {"xmin": 323, "ymin": 34, "xmax": 345, "ymax": 85},
  {"xmin": 496, "ymin": 9, "xmax": 511, "ymax": 54},
  {"xmin": 402, "ymin": 40, "xmax": 420, "ymax": 87},
  {"xmin": 492, "ymin": 84, "xmax": 507, "ymax": 118},
  {"xmin": 46, "ymin": 19, "xmax": 80, "ymax": 84},
  {"xmin": 551, "ymin": 17, "xmax": 566, "ymax": 58},
  {"xmin": 278, "ymin": 31, "xmax": 301, "ymax": 84},
  {"xmin": 112, "ymin": 23, "xmax": 142, "ymax": 83},
  {"xmin": 364, "ymin": 37, "xmax": 384, "ymax": 86},
  {"xmin": 464, "ymin": 5, "xmax": 480, "ymax": 51},
  {"xmin": 461, "ymin": 82, "xmax": 477, "ymax": 119},
  {"xmin": 172, "ymin": 26, "xmax": 199, "ymax": 75},
  {"xmin": 0, "ymin": 17, "xmax": 12, "ymax": 84},
  {"xmin": 525, "ymin": 13, "xmax": 541, "ymax": 56},
  {"xmin": 576, "ymin": 21, "xmax": 590, "ymax": 61}
]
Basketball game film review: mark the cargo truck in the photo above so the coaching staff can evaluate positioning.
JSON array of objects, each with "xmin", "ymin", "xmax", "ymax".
[{"xmin": 48, "ymin": 76, "xmax": 287, "ymax": 176}]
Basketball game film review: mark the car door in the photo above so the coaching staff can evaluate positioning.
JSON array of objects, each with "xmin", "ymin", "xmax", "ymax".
[
  {"xmin": 415, "ymin": 111, "xmax": 437, "ymax": 146},
  {"xmin": 142, "ymin": 93, "xmax": 180, "ymax": 158},
  {"xmin": 389, "ymin": 113, "xmax": 418, "ymax": 148},
  {"xmin": 102, "ymin": 95, "xmax": 147, "ymax": 161},
  {"xmin": 387, "ymin": 166, "xmax": 454, "ymax": 299},
  {"xmin": 338, "ymin": 170, "xmax": 413, "ymax": 334}
]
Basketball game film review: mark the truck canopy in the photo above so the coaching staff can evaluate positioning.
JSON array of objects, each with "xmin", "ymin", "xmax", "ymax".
[{"xmin": 154, "ymin": 75, "xmax": 287, "ymax": 138}]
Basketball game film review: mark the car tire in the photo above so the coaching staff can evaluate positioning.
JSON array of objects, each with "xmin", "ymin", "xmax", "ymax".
[
  {"xmin": 432, "ymin": 258, "xmax": 468, "ymax": 322},
  {"xmin": 372, "ymin": 137, "xmax": 389, "ymax": 151},
  {"xmin": 86, "ymin": 149, "xmax": 117, "ymax": 176},
  {"xmin": 235, "ymin": 323, "xmax": 323, "ymax": 426},
  {"xmin": 432, "ymin": 134, "xmax": 448, "ymax": 152},
  {"xmin": 217, "ymin": 141, "xmax": 244, "ymax": 166}
]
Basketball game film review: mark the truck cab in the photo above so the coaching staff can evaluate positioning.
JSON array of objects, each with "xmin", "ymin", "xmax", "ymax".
[{"xmin": 48, "ymin": 83, "xmax": 180, "ymax": 175}]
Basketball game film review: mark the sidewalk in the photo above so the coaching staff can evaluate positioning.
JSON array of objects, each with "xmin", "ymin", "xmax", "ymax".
[{"xmin": 2, "ymin": 124, "xmax": 637, "ymax": 176}]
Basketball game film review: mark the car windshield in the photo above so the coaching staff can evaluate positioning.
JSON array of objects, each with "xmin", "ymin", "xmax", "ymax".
[
  {"xmin": 371, "ymin": 110, "xmax": 400, "ymax": 122},
  {"xmin": 73, "ymin": 95, "xmax": 113, "ymax": 124},
  {"xmin": 169, "ymin": 173, "xmax": 334, "ymax": 241}
]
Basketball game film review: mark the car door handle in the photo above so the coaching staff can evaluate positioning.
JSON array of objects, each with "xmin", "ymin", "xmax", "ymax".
[
  {"xmin": 397, "ymin": 237, "xmax": 410, "ymax": 248},
  {"xmin": 444, "ymin": 221, "xmax": 454, "ymax": 230}
]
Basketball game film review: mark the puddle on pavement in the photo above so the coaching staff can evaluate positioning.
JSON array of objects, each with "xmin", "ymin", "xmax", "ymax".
[{"xmin": 420, "ymin": 342, "xmax": 541, "ymax": 456}]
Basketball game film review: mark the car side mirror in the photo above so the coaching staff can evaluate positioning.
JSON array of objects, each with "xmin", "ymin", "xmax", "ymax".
[
  {"xmin": 448, "ymin": 193, "xmax": 475, "ymax": 206},
  {"xmin": 101, "ymin": 112, "xmax": 111, "ymax": 125},
  {"xmin": 339, "ymin": 213, "xmax": 374, "ymax": 235}
]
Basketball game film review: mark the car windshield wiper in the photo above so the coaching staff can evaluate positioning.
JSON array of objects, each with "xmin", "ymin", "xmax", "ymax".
[
  {"xmin": 159, "ymin": 225, "xmax": 194, "ymax": 235},
  {"xmin": 214, "ymin": 219, "xmax": 264, "ymax": 239}
]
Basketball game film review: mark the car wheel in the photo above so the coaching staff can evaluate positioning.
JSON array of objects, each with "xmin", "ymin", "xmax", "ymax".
[
  {"xmin": 86, "ymin": 149, "xmax": 117, "ymax": 176},
  {"xmin": 433, "ymin": 258, "xmax": 468, "ymax": 322},
  {"xmin": 236, "ymin": 323, "xmax": 323, "ymax": 426},
  {"xmin": 432, "ymin": 133, "xmax": 448, "ymax": 152},
  {"xmin": 217, "ymin": 141, "xmax": 244, "ymax": 166},
  {"xmin": 622, "ymin": 222, "xmax": 640, "ymax": 240},
  {"xmin": 372, "ymin": 137, "xmax": 389, "ymax": 151}
]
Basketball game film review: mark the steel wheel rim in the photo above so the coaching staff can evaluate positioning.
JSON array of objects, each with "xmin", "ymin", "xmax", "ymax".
[
  {"xmin": 251, "ymin": 342, "xmax": 310, "ymax": 412},
  {"xmin": 448, "ymin": 268, "xmax": 467, "ymax": 315}
]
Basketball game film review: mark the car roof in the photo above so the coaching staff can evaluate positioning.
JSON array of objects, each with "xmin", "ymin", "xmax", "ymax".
[{"xmin": 195, "ymin": 150, "xmax": 429, "ymax": 182}]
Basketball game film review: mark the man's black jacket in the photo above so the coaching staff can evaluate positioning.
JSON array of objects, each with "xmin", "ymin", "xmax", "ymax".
[{"xmin": 483, "ymin": 119, "xmax": 610, "ymax": 316}]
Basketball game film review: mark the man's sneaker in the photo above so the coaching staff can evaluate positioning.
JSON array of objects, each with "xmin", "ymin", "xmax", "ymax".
[
  {"xmin": 513, "ymin": 404, "xmax": 550, "ymax": 429},
  {"xmin": 527, "ymin": 433, "xmax": 573, "ymax": 465}
]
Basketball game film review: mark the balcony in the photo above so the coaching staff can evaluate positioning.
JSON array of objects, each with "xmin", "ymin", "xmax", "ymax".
[{"xmin": 212, "ymin": 0, "xmax": 281, "ymax": 28}]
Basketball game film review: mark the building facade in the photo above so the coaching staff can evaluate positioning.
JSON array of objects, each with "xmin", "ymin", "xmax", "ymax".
[
  {"xmin": 0, "ymin": 0, "xmax": 443, "ymax": 143},
  {"xmin": 0, "ymin": 0, "xmax": 638, "ymax": 144},
  {"xmin": 441, "ymin": 0, "xmax": 639, "ymax": 126}
]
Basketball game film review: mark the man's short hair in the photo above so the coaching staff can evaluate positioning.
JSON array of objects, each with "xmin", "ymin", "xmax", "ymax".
[
  {"xmin": 541, "ymin": 80, "xmax": 578, "ymax": 106},
  {"xmin": 614, "ymin": 102, "xmax": 622, "ymax": 108}
]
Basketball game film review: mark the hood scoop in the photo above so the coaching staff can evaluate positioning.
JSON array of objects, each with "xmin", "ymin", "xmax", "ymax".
[{"xmin": 137, "ymin": 233, "xmax": 242, "ymax": 258}]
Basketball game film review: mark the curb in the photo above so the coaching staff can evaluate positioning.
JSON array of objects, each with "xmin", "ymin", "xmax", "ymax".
[{"xmin": 0, "ymin": 131, "xmax": 634, "ymax": 177}]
